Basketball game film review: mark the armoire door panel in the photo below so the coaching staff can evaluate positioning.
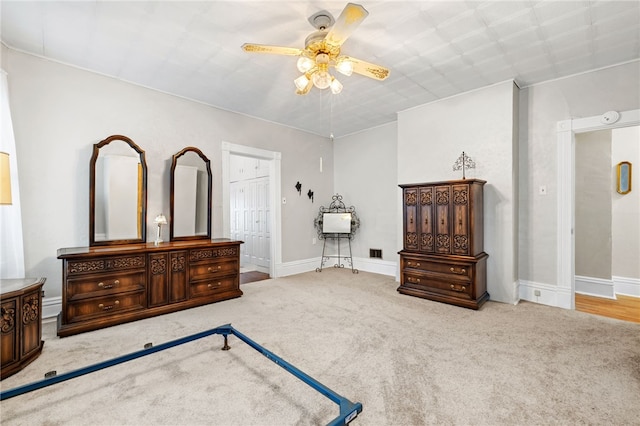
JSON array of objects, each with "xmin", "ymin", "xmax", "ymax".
[
  {"xmin": 435, "ymin": 186, "xmax": 451, "ymax": 254},
  {"xmin": 419, "ymin": 187, "xmax": 434, "ymax": 252},
  {"xmin": 403, "ymin": 188, "xmax": 418, "ymax": 250}
]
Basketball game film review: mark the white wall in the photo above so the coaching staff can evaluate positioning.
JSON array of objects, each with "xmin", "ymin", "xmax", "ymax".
[
  {"xmin": 518, "ymin": 60, "xmax": 640, "ymax": 296},
  {"xmin": 397, "ymin": 81, "xmax": 519, "ymax": 304},
  {"xmin": 611, "ymin": 126, "xmax": 640, "ymax": 280},
  {"xmin": 2, "ymin": 47, "xmax": 333, "ymax": 304},
  {"xmin": 333, "ymin": 122, "xmax": 398, "ymax": 275}
]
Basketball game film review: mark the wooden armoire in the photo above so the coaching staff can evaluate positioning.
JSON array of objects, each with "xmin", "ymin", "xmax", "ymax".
[{"xmin": 398, "ymin": 179, "xmax": 489, "ymax": 309}]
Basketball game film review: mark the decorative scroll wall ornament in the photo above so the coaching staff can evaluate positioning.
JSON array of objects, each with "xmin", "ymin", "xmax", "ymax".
[
  {"xmin": 295, "ymin": 181, "xmax": 302, "ymax": 195},
  {"xmin": 452, "ymin": 151, "xmax": 476, "ymax": 179},
  {"xmin": 307, "ymin": 189, "xmax": 314, "ymax": 202}
]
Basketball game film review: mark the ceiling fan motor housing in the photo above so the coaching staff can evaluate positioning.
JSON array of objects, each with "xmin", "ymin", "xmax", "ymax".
[{"xmin": 308, "ymin": 11, "xmax": 334, "ymax": 30}]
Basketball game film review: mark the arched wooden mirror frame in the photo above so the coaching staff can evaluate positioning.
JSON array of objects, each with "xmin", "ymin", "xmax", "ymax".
[
  {"xmin": 89, "ymin": 135, "xmax": 147, "ymax": 246},
  {"xmin": 170, "ymin": 146, "xmax": 212, "ymax": 241}
]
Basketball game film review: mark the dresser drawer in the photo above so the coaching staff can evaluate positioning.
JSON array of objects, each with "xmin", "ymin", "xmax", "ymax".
[
  {"xmin": 66, "ymin": 255, "xmax": 146, "ymax": 276},
  {"xmin": 65, "ymin": 291, "xmax": 146, "ymax": 323},
  {"xmin": 189, "ymin": 259, "xmax": 238, "ymax": 282},
  {"xmin": 189, "ymin": 246, "xmax": 239, "ymax": 263},
  {"xmin": 403, "ymin": 272, "xmax": 473, "ymax": 299},
  {"xmin": 403, "ymin": 257, "xmax": 472, "ymax": 281},
  {"xmin": 66, "ymin": 271, "xmax": 145, "ymax": 301},
  {"xmin": 190, "ymin": 277, "xmax": 237, "ymax": 299}
]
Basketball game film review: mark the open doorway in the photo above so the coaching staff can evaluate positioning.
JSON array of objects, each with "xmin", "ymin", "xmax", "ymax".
[
  {"xmin": 556, "ymin": 109, "xmax": 639, "ymax": 312},
  {"xmin": 221, "ymin": 142, "xmax": 282, "ymax": 282},
  {"xmin": 574, "ymin": 126, "xmax": 640, "ymax": 322}
]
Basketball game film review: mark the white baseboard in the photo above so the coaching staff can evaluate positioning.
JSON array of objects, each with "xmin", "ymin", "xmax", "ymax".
[
  {"xmin": 276, "ymin": 257, "xmax": 397, "ymax": 278},
  {"xmin": 575, "ymin": 275, "xmax": 616, "ymax": 299},
  {"xmin": 613, "ymin": 276, "xmax": 640, "ymax": 298},
  {"xmin": 275, "ymin": 258, "xmax": 321, "ymax": 277},
  {"xmin": 43, "ymin": 296, "xmax": 61, "ymax": 320},
  {"xmin": 518, "ymin": 280, "xmax": 572, "ymax": 309}
]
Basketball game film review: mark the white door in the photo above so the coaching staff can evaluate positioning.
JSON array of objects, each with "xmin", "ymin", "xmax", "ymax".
[{"xmin": 229, "ymin": 156, "xmax": 271, "ymax": 273}]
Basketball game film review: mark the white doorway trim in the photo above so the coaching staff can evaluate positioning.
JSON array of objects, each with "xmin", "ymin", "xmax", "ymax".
[
  {"xmin": 221, "ymin": 142, "xmax": 282, "ymax": 278},
  {"xmin": 556, "ymin": 109, "xmax": 640, "ymax": 309}
]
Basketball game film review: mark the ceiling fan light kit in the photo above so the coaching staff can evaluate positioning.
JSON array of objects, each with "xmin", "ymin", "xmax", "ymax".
[{"xmin": 241, "ymin": 3, "xmax": 389, "ymax": 96}]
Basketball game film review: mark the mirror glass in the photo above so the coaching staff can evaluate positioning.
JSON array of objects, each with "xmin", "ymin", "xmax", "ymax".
[
  {"xmin": 170, "ymin": 147, "xmax": 211, "ymax": 241},
  {"xmin": 90, "ymin": 135, "xmax": 147, "ymax": 246}
]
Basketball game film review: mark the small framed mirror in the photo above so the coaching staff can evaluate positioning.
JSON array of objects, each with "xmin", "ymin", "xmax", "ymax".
[
  {"xmin": 90, "ymin": 135, "xmax": 147, "ymax": 246},
  {"xmin": 170, "ymin": 147, "xmax": 212, "ymax": 241},
  {"xmin": 616, "ymin": 161, "xmax": 632, "ymax": 195}
]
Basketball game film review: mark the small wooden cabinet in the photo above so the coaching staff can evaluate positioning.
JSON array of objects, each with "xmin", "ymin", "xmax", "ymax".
[
  {"xmin": 398, "ymin": 179, "xmax": 489, "ymax": 309},
  {"xmin": 1, "ymin": 278, "xmax": 45, "ymax": 379},
  {"xmin": 57, "ymin": 239, "xmax": 242, "ymax": 337}
]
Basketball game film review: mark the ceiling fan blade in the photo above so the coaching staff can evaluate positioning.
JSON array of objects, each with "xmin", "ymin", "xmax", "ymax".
[
  {"xmin": 241, "ymin": 43, "xmax": 303, "ymax": 56},
  {"xmin": 325, "ymin": 3, "xmax": 369, "ymax": 48},
  {"xmin": 349, "ymin": 57, "xmax": 390, "ymax": 81}
]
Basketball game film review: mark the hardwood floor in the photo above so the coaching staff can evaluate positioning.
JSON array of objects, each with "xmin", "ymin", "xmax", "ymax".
[
  {"xmin": 575, "ymin": 293, "xmax": 640, "ymax": 324},
  {"xmin": 240, "ymin": 271, "xmax": 270, "ymax": 285}
]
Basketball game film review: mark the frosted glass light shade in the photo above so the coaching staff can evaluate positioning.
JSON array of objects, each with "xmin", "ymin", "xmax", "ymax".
[
  {"xmin": 312, "ymin": 71, "xmax": 332, "ymax": 89},
  {"xmin": 330, "ymin": 78, "xmax": 343, "ymax": 94},
  {"xmin": 296, "ymin": 57, "xmax": 315, "ymax": 73},
  {"xmin": 335, "ymin": 57, "xmax": 353, "ymax": 76},
  {"xmin": 294, "ymin": 74, "xmax": 310, "ymax": 91}
]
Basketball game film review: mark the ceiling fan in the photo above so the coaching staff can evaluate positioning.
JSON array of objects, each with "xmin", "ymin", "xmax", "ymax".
[{"xmin": 241, "ymin": 3, "xmax": 389, "ymax": 95}]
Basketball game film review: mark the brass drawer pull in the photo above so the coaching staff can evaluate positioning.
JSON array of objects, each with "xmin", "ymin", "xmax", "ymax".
[
  {"xmin": 98, "ymin": 279, "xmax": 119, "ymax": 290},
  {"xmin": 450, "ymin": 285, "xmax": 466, "ymax": 292},
  {"xmin": 449, "ymin": 267, "xmax": 466, "ymax": 274},
  {"xmin": 207, "ymin": 282, "xmax": 222, "ymax": 289},
  {"xmin": 207, "ymin": 266, "xmax": 222, "ymax": 273},
  {"xmin": 98, "ymin": 300, "xmax": 120, "ymax": 311},
  {"xmin": 408, "ymin": 277, "xmax": 421, "ymax": 283},
  {"xmin": 408, "ymin": 261, "xmax": 421, "ymax": 267}
]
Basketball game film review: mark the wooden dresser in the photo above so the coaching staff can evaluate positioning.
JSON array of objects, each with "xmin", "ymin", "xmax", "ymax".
[
  {"xmin": 1, "ymin": 277, "xmax": 45, "ymax": 379},
  {"xmin": 57, "ymin": 239, "xmax": 242, "ymax": 337},
  {"xmin": 398, "ymin": 179, "xmax": 489, "ymax": 309}
]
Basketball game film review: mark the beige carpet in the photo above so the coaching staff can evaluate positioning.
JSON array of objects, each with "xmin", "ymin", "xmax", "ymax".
[{"xmin": 2, "ymin": 269, "xmax": 639, "ymax": 425}]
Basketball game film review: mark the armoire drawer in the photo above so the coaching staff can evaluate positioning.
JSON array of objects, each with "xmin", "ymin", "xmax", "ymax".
[
  {"xmin": 403, "ymin": 273, "xmax": 473, "ymax": 299},
  {"xmin": 66, "ymin": 270, "xmax": 146, "ymax": 301},
  {"xmin": 403, "ymin": 258, "xmax": 472, "ymax": 281},
  {"xmin": 189, "ymin": 259, "xmax": 238, "ymax": 281},
  {"xmin": 190, "ymin": 277, "xmax": 237, "ymax": 299}
]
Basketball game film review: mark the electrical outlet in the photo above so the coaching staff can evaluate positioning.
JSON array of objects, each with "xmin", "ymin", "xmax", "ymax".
[
  {"xmin": 282, "ymin": 197, "xmax": 286, "ymax": 204},
  {"xmin": 312, "ymin": 238, "xmax": 317, "ymax": 245},
  {"xmin": 534, "ymin": 290, "xmax": 541, "ymax": 296}
]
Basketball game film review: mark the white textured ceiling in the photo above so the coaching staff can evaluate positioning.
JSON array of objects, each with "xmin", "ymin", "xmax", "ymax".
[{"xmin": 2, "ymin": 1, "xmax": 639, "ymax": 137}]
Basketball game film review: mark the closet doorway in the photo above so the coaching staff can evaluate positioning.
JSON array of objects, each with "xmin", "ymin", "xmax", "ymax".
[
  {"xmin": 230, "ymin": 155, "xmax": 270, "ymax": 273},
  {"xmin": 221, "ymin": 142, "xmax": 282, "ymax": 279}
]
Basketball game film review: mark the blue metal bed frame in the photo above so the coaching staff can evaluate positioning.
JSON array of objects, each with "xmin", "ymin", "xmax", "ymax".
[{"xmin": 0, "ymin": 324, "xmax": 362, "ymax": 426}]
